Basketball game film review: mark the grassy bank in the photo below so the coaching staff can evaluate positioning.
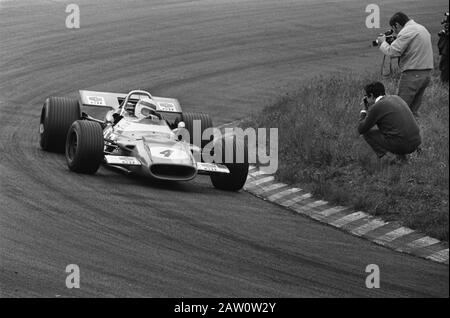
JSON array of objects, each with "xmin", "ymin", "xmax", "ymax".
[{"xmin": 244, "ymin": 72, "xmax": 449, "ymax": 241}]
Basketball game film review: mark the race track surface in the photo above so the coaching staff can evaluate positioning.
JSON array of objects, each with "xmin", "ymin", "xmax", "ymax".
[{"xmin": 0, "ymin": 0, "xmax": 448, "ymax": 297}]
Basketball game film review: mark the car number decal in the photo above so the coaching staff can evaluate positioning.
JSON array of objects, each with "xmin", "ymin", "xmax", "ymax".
[
  {"xmin": 199, "ymin": 163, "xmax": 218, "ymax": 171},
  {"xmin": 196, "ymin": 162, "xmax": 230, "ymax": 174},
  {"xmin": 104, "ymin": 155, "xmax": 141, "ymax": 166},
  {"xmin": 151, "ymin": 147, "xmax": 188, "ymax": 160},
  {"xmin": 160, "ymin": 149, "xmax": 173, "ymax": 157},
  {"xmin": 158, "ymin": 102, "xmax": 176, "ymax": 112},
  {"xmin": 87, "ymin": 95, "xmax": 106, "ymax": 106}
]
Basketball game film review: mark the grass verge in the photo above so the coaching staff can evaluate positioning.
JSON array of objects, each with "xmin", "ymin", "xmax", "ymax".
[{"xmin": 243, "ymin": 71, "xmax": 449, "ymax": 241}]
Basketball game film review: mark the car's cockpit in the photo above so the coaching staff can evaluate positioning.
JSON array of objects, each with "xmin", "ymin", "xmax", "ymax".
[{"xmin": 110, "ymin": 90, "xmax": 168, "ymax": 127}]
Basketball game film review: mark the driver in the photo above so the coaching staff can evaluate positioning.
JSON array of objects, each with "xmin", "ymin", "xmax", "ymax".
[
  {"xmin": 107, "ymin": 96, "xmax": 162, "ymax": 125},
  {"xmin": 134, "ymin": 98, "xmax": 162, "ymax": 120}
]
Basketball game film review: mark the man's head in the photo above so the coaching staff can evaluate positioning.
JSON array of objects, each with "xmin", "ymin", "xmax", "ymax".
[
  {"xmin": 364, "ymin": 82, "xmax": 386, "ymax": 106},
  {"xmin": 389, "ymin": 12, "xmax": 410, "ymax": 34},
  {"xmin": 135, "ymin": 98, "xmax": 160, "ymax": 120}
]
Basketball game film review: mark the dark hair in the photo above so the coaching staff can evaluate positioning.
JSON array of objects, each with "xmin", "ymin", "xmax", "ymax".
[
  {"xmin": 389, "ymin": 12, "xmax": 410, "ymax": 27},
  {"xmin": 364, "ymin": 82, "xmax": 386, "ymax": 98}
]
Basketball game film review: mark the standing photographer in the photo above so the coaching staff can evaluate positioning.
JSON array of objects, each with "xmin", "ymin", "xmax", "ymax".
[
  {"xmin": 438, "ymin": 13, "xmax": 449, "ymax": 83},
  {"xmin": 377, "ymin": 12, "xmax": 433, "ymax": 117}
]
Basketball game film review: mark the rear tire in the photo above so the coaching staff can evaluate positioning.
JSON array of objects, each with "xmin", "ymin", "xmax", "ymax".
[
  {"xmin": 181, "ymin": 112, "xmax": 213, "ymax": 150},
  {"xmin": 210, "ymin": 135, "xmax": 249, "ymax": 191},
  {"xmin": 39, "ymin": 97, "xmax": 81, "ymax": 153},
  {"xmin": 65, "ymin": 120, "xmax": 104, "ymax": 174}
]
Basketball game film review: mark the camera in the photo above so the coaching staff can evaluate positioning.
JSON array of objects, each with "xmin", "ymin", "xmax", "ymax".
[
  {"xmin": 363, "ymin": 96, "xmax": 369, "ymax": 108},
  {"xmin": 438, "ymin": 12, "xmax": 449, "ymax": 37},
  {"xmin": 372, "ymin": 29, "xmax": 397, "ymax": 47}
]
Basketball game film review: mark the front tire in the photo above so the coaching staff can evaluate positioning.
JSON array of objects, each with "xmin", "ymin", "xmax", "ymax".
[
  {"xmin": 39, "ymin": 97, "xmax": 81, "ymax": 153},
  {"xmin": 65, "ymin": 120, "xmax": 104, "ymax": 174},
  {"xmin": 210, "ymin": 135, "xmax": 249, "ymax": 191}
]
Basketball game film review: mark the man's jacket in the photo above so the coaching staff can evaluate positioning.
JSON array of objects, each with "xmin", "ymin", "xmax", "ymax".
[{"xmin": 358, "ymin": 95, "xmax": 421, "ymax": 145}]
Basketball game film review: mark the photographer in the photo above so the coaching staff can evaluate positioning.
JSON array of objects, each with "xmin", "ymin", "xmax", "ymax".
[
  {"xmin": 358, "ymin": 82, "xmax": 421, "ymax": 163},
  {"xmin": 438, "ymin": 13, "xmax": 449, "ymax": 83},
  {"xmin": 377, "ymin": 12, "xmax": 433, "ymax": 117}
]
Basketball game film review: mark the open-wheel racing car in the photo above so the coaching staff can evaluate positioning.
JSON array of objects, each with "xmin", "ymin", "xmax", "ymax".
[{"xmin": 39, "ymin": 89, "xmax": 249, "ymax": 191}]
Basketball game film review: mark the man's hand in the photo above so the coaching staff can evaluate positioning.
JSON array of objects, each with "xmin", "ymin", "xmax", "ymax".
[
  {"xmin": 360, "ymin": 97, "xmax": 369, "ymax": 110},
  {"xmin": 377, "ymin": 34, "xmax": 386, "ymax": 46},
  {"xmin": 359, "ymin": 109, "xmax": 367, "ymax": 120}
]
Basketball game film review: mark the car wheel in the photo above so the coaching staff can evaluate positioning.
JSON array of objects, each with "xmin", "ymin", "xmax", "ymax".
[
  {"xmin": 210, "ymin": 135, "xmax": 249, "ymax": 191},
  {"xmin": 181, "ymin": 112, "xmax": 213, "ymax": 150},
  {"xmin": 39, "ymin": 97, "xmax": 81, "ymax": 153},
  {"xmin": 65, "ymin": 120, "xmax": 104, "ymax": 174}
]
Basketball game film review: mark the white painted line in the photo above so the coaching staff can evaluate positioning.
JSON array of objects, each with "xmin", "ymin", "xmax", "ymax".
[
  {"xmin": 310, "ymin": 206, "xmax": 347, "ymax": 220},
  {"xmin": 426, "ymin": 249, "xmax": 449, "ymax": 263},
  {"xmin": 248, "ymin": 165, "xmax": 257, "ymax": 172},
  {"xmin": 249, "ymin": 170, "xmax": 269, "ymax": 177},
  {"xmin": 240, "ymin": 151, "xmax": 447, "ymax": 265},
  {"xmin": 244, "ymin": 176, "xmax": 274, "ymax": 188},
  {"xmin": 279, "ymin": 193, "xmax": 312, "ymax": 207},
  {"xmin": 293, "ymin": 200, "xmax": 328, "ymax": 214},
  {"xmin": 267, "ymin": 188, "xmax": 302, "ymax": 202},
  {"xmin": 374, "ymin": 227, "xmax": 415, "ymax": 245},
  {"xmin": 405, "ymin": 236, "xmax": 441, "ymax": 250},
  {"xmin": 254, "ymin": 183, "xmax": 286, "ymax": 194},
  {"xmin": 329, "ymin": 211, "xmax": 368, "ymax": 228},
  {"xmin": 350, "ymin": 219, "xmax": 387, "ymax": 237}
]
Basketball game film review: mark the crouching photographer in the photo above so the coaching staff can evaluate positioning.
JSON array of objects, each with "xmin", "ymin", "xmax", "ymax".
[
  {"xmin": 438, "ymin": 12, "xmax": 449, "ymax": 83},
  {"xmin": 375, "ymin": 12, "xmax": 433, "ymax": 117},
  {"xmin": 358, "ymin": 82, "xmax": 421, "ymax": 164}
]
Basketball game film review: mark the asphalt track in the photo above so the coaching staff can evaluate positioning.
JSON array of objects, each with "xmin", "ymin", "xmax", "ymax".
[{"xmin": 0, "ymin": 0, "xmax": 448, "ymax": 297}]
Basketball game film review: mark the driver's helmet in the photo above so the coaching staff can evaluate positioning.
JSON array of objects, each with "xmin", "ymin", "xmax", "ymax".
[
  {"xmin": 124, "ymin": 102, "xmax": 136, "ymax": 116},
  {"xmin": 135, "ymin": 98, "xmax": 160, "ymax": 120}
]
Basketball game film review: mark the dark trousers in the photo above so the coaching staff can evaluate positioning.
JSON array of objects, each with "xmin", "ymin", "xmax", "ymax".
[
  {"xmin": 440, "ymin": 54, "xmax": 449, "ymax": 83},
  {"xmin": 363, "ymin": 129, "xmax": 421, "ymax": 158},
  {"xmin": 398, "ymin": 70, "xmax": 431, "ymax": 117}
]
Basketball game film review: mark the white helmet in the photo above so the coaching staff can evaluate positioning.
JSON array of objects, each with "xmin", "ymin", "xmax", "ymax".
[{"xmin": 135, "ymin": 98, "xmax": 160, "ymax": 120}]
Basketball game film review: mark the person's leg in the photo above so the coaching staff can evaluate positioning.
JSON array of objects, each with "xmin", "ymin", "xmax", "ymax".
[
  {"xmin": 440, "ymin": 55, "xmax": 449, "ymax": 83},
  {"xmin": 384, "ymin": 137, "xmax": 421, "ymax": 164},
  {"xmin": 398, "ymin": 71, "xmax": 431, "ymax": 117},
  {"xmin": 397, "ymin": 72, "xmax": 417, "ymax": 110},
  {"xmin": 363, "ymin": 129, "xmax": 390, "ymax": 158},
  {"xmin": 409, "ymin": 74, "xmax": 431, "ymax": 116}
]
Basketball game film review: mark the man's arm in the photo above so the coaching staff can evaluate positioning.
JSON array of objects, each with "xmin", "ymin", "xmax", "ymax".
[
  {"xmin": 358, "ymin": 105, "xmax": 380, "ymax": 135},
  {"xmin": 379, "ymin": 29, "xmax": 414, "ymax": 57}
]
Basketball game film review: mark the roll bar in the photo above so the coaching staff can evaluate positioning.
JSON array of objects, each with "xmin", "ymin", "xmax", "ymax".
[{"xmin": 119, "ymin": 90, "xmax": 154, "ymax": 117}]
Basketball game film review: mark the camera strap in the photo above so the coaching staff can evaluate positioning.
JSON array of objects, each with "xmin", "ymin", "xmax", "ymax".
[{"xmin": 380, "ymin": 55, "xmax": 389, "ymax": 76}]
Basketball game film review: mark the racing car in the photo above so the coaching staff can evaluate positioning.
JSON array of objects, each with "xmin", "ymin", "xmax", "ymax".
[{"xmin": 39, "ymin": 89, "xmax": 249, "ymax": 191}]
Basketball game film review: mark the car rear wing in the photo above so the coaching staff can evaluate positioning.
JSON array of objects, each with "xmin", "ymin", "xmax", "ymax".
[{"xmin": 78, "ymin": 90, "xmax": 182, "ymax": 113}]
